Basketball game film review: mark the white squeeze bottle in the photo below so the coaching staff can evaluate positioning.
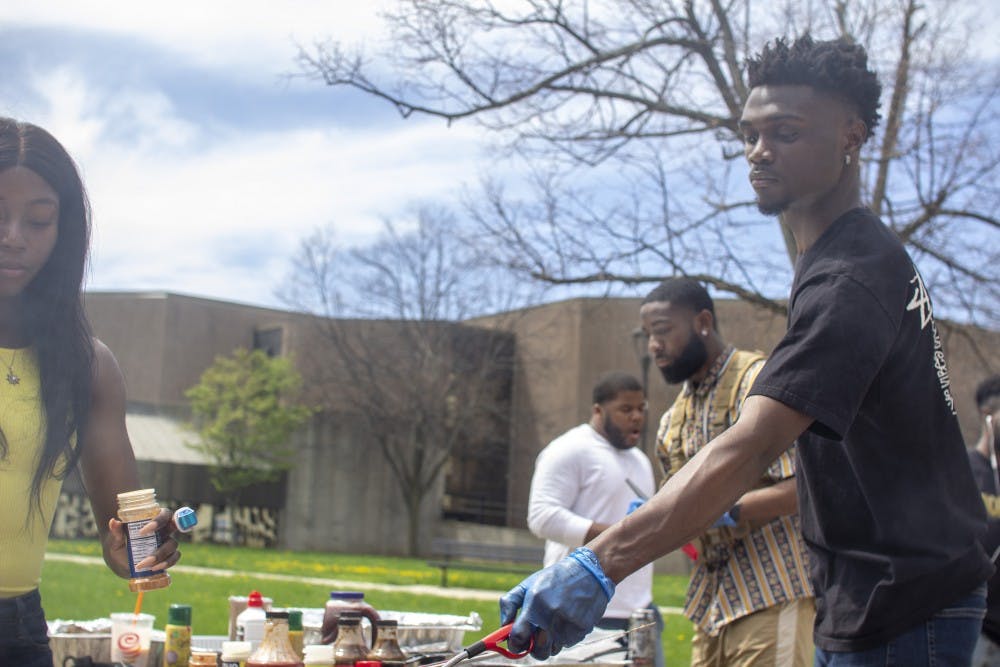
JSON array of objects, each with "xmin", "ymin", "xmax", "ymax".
[{"xmin": 236, "ymin": 590, "xmax": 267, "ymax": 643}]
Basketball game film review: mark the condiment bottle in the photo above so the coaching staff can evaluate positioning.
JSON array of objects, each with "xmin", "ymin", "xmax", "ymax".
[
  {"xmin": 221, "ymin": 641, "xmax": 253, "ymax": 667},
  {"xmin": 332, "ymin": 617, "xmax": 369, "ymax": 667},
  {"xmin": 302, "ymin": 645, "xmax": 334, "ymax": 667},
  {"xmin": 287, "ymin": 610, "xmax": 304, "ymax": 659},
  {"xmin": 321, "ymin": 592, "xmax": 380, "ymax": 645},
  {"xmin": 237, "ymin": 591, "xmax": 267, "ymax": 643},
  {"xmin": 247, "ymin": 611, "xmax": 304, "ymax": 667},
  {"xmin": 117, "ymin": 489, "xmax": 171, "ymax": 592},
  {"xmin": 190, "ymin": 651, "xmax": 219, "ymax": 666},
  {"xmin": 164, "ymin": 603, "xmax": 193, "ymax": 667},
  {"xmin": 368, "ymin": 620, "xmax": 406, "ymax": 667}
]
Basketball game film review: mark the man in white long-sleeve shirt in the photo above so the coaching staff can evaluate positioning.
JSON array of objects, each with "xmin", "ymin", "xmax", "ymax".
[{"xmin": 527, "ymin": 371, "xmax": 662, "ymax": 667}]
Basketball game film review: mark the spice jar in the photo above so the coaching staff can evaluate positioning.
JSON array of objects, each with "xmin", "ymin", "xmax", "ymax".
[
  {"xmin": 116, "ymin": 489, "xmax": 171, "ymax": 592},
  {"xmin": 247, "ymin": 611, "xmax": 303, "ymax": 667},
  {"xmin": 321, "ymin": 592, "xmax": 380, "ymax": 645},
  {"xmin": 190, "ymin": 651, "xmax": 220, "ymax": 666},
  {"xmin": 332, "ymin": 617, "xmax": 369, "ymax": 667},
  {"xmin": 368, "ymin": 620, "xmax": 406, "ymax": 667}
]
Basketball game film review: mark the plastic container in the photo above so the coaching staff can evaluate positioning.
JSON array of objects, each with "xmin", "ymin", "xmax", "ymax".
[
  {"xmin": 117, "ymin": 489, "xmax": 171, "ymax": 592},
  {"xmin": 229, "ymin": 595, "xmax": 274, "ymax": 640},
  {"xmin": 368, "ymin": 620, "xmax": 406, "ymax": 667},
  {"xmin": 247, "ymin": 611, "xmax": 304, "ymax": 667},
  {"xmin": 164, "ymin": 604, "xmax": 193, "ymax": 666},
  {"xmin": 321, "ymin": 592, "xmax": 380, "ymax": 646},
  {"xmin": 221, "ymin": 640, "xmax": 252, "ymax": 667},
  {"xmin": 237, "ymin": 591, "xmax": 268, "ymax": 643},
  {"xmin": 302, "ymin": 644, "xmax": 334, "ymax": 666},
  {"xmin": 332, "ymin": 617, "xmax": 369, "ymax": 666}
]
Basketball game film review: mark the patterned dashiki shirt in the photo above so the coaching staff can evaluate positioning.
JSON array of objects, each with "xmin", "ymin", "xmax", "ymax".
[{"xmin": 655, "ymin": 345, "xmax": 813, "ymax": 636}]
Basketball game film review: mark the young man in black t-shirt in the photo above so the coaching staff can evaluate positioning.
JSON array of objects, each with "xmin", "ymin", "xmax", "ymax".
[{"xmin": 497, "ymin": 35, "xmax": 992, "ymax": 667}]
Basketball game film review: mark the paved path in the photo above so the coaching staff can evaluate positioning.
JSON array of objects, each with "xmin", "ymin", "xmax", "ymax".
[{"xmin": 44, "ymin": 552, "xmax": 683, "ymax": 615}]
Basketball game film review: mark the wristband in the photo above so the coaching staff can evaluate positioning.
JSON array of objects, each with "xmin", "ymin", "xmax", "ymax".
[{"xmin": 568, "ymin": 547, "xmax": 615, "ymax": 600}]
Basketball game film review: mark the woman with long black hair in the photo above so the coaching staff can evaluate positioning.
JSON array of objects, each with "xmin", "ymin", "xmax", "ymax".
[{"xmin": 0, "ymin": 117, "xmax": 180, "ymax": 665}]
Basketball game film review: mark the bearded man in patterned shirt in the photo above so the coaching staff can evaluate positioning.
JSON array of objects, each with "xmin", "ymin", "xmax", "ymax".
[{"xmin": 643, "ymin": 277, "xmax": 814, "ymax": 667}]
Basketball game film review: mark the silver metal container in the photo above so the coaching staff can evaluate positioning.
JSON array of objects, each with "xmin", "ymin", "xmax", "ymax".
[{"xmin": 626, "ymin": 608, "xmax": 657, "ymax": 667}]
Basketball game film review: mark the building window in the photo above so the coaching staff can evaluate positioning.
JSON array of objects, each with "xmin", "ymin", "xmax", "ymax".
[{"xmin": 253, "ymin": 327, "xmax": 283, "ymax": 357}]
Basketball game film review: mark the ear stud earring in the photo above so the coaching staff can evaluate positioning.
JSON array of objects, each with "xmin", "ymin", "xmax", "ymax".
[{"xmin": 844, "ymin": 154, "xmax": 852, "ymax": 165}]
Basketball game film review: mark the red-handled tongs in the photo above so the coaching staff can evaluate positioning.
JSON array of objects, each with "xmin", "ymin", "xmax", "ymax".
[{"xmin": 439, "ymin": 623, "xmax": 534, "ymax": 667}]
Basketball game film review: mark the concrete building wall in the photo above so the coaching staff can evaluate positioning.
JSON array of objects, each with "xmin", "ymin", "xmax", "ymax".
[
  {"xmin": 281, "ymin": 412, "xmax": 443, "ymax": 555},
  {"xmin": 85, "ymin": 292, "xmax": 294, "ymax": 407},
  {"xmin": 81, "ymin": 290, "xmax": 999, "ymax": 563}
]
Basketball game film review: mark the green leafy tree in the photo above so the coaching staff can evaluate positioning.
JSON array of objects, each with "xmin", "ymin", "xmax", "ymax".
[{"xmin": 185, "ymin": 348, "xmax": 313, "ymax": 542}]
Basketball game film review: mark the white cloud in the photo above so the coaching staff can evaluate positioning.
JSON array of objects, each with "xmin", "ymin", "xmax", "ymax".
[
  {"xmin": 16, "ymin": 63, "xmax": 487, "ymax": 307},
  {"xmin": 0, "ymin": 0, "xmax": 501, "ymax": 308},
  {"xmin": 5, "ymin": 1, "xmax": 396, "ymax": 76}
]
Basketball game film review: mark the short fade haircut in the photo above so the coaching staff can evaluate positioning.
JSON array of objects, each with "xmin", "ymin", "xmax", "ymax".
[
  {"xmin": 593, "ymin": 371, "xmax": 643, "ymax": 405},
  {"xmin": 975, "ymin": 375, "xmax": 1000, "ymax": 409},
  {"xmin": 642, "ymin": 277, "xmax": 717, "ymax": 331},
  {"xmin": 746, "ymin": 34, "xmax": 882, "ymax": 141}
]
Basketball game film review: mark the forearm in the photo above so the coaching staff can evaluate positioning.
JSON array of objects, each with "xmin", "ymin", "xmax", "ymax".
[
  {"xmin": 734, "ymin": 477, "xmax": 798, "ymax": 523},
  {"xmin": 584, "ymin": 521, "xmax": 611, "ymax": 543},
  {"xmin": 528, "ymin": 502, "xmax": 592, "ymax": 546}
]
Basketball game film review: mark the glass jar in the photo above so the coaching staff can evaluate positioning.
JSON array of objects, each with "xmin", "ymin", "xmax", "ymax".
[
  {"xmin": 247, "ymin": 611, "xmax": 304, "ymax": 667},
  {"xmin": 321, "ymin": 592, "xmax": 380, "ymax": 646},
  {"xmin": 116, "ymin": 489, "xmax": 171, "ymax": 592},
  {"xmin": 190, "ymin": 651, "xmax": 220, "ymax": 666},
  {"xmin": 221, "ymin": 641, "xmax": 253, "ymax": 667},
  {"xmin": 332, "ymin": 617, "xmax": 369, "ymax": 667},
  {"xmin": 368, "ymin": 620, "xmax": 406, "ymax": 667}
]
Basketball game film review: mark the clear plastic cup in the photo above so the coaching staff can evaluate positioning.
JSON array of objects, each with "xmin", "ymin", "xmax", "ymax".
[{"xmin": 110, "ymin": 612, "xmax": 155, "ymax": 667}]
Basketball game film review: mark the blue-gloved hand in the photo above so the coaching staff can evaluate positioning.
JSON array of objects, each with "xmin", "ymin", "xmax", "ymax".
[
  {"xmin": 627, "ymin": 499, "xmax": 644, "ymax": 515},
  {"xmin": 498, "ymin": 547, "xmax": 614, "ymax": 660},
  {"xmin": 712, "ymin": 509, "xmax": 738, "ymax": 528}
]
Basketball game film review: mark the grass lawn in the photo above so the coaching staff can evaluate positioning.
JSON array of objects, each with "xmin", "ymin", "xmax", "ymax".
[{"xmin": 42, "ymin": 539, "xmax": 693, "ymax": 664}]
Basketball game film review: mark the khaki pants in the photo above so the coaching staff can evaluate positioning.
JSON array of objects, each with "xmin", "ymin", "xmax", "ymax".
[{"xmin": 690, "ymin": 598, "xmax": 815, "ymax": 667}]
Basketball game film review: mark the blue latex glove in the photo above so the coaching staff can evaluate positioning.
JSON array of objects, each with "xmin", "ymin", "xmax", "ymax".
[
  {"xmin": 712, "ymin": 509, "xmax": 738, "ymax": 528},
  {"xmin": 499, "ymin": 547, "xmax": 614, "ymax": 660},
  {"xmin": 627, "ymin": 499, "xmax": 644, "ymax": 515}
]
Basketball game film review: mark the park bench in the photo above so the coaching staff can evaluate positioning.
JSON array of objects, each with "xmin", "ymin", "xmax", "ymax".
[{"xmin": 427, "ymin": 538, "xmax": 544, "ymax": 587}]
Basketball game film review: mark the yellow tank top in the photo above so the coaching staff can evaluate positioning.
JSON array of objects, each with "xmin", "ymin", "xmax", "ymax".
[{"xmin": 0, "ymin": 347, "xmax": 66, "ymax": 597}]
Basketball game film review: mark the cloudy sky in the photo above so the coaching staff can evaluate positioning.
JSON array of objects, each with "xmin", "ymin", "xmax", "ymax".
[
  {"xmin": 4, "ymin": 3, "xmax": 998, "ymax": 313},
  {"xmin": 2, "ymin": 2, "xmax": 493, "ymax": 308}
]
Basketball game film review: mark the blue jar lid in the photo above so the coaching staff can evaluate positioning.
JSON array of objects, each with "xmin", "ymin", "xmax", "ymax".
[
  {"xmin": 174, "ymin": 507, "xmax": 198, "ymax": 532},
  {"xmin": 330, "ymin": 591, "xmax": 364, "ymax": 599}
]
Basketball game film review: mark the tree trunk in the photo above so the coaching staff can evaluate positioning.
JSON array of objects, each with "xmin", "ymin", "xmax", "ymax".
[
  {"xmin": 227, "ymin": 495, "xmax": 239, "ymax": 547},
  {"xmin": 405, "ymin": 487, "xmax": 423, "ymax": 557}
]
